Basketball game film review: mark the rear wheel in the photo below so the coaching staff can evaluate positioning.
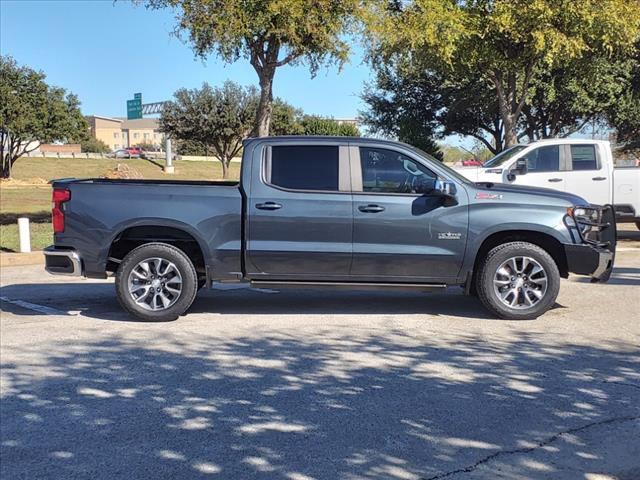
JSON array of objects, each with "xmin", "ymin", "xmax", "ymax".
[
  {"xmin": 116, "ymin": 243, "xmax": 198, "ymax": 321},
  {"xmin": 476, "ymin": 242, "xmax": 560, "ymax": 320}
]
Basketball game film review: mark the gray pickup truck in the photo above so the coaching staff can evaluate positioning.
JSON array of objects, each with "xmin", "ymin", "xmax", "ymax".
[{"xmin": 44, "ymin": 136, "xmax": 616, "ymax": 321}]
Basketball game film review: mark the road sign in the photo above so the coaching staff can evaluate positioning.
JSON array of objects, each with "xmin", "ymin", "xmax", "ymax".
[{"xmin": 127, "ymin": 96, "xmax": 142, "ymax": 120}]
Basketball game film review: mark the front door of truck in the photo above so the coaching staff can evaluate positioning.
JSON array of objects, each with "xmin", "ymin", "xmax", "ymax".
[
  {"xmin": 350, "ymin": 145, "xmax": 468, "ymax": 281},
  {"xmin": 246, "ymin": 142, "xmax": 353, "ymax": 279},
  {"xmin": 508, "ymin": 144, "xmax": 567, "ymax": 191}
]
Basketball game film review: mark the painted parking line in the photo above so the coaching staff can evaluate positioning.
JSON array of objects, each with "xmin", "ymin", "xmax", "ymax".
[{"xmin": 0, "ymin": 296, "xmax": 76, "ymax": 316}]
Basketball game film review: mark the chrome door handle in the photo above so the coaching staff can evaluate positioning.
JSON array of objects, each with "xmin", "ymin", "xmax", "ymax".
[
  {"xmin": 547, "ymin": 178, "xmax": 563, "ymax": 183},
  {"xmin": 592, "ymin": 176, "xmax": 607, "ymax": 181},
  {"xmin": 358, "ymin": 204, "xmax": 385, "ymax": 213},
  {"xmin": 255, "ymin": 202, "xmax": 282, "ymax": 210}
]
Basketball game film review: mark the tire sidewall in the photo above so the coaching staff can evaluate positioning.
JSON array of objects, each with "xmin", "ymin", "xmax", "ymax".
[
  {"xmin": 478, "ymin": 242, "xmax": 560, "ymax": 320},
  {"xmin": 116, "ymin": 243, "xmax": 198, "ymax": 321}
]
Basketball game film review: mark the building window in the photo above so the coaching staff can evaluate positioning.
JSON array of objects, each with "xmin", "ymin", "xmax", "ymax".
[
  {"xmin": 133, "ymin": 133, "xmax": 139, "ymax": 139},
  {"xmin": 114, "ymin": 144, "xmax": 120, "ymax": 149},
  {"xmin": 144, "ymin": 133, "xmax": 150, "ymax": 140},
  {"xmin": 113, "ymin": 132, "xmax": 119, "ymax": 139}
]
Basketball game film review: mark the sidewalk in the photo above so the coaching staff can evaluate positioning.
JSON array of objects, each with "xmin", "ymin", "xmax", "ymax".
[{"xmin": 0, "ymin": 251, "xmax": 44, "ymax": 268}]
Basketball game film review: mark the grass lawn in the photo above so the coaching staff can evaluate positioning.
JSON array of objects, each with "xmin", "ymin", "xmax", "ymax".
[{"xmin": 0, "ymin": 157, "xmax": 239, "ymax": 252}]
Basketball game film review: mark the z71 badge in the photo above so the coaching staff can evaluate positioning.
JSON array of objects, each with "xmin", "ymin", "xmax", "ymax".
[
  {"xmin": 475, "ymin": 192, "xmax": 503, "ymax": 200},
  {"xmin": 438, "ymin": 232, "xmax": 462, "ymax": 240}
]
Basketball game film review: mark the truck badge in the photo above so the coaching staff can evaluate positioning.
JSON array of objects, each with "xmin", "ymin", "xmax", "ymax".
[
  {"xmin": 438, "ymin": 232, "xmax": 462, "ymax": 240},
  {"xmin": 476, "ymin": 192, "xmax": 503, "ymax": 200}
]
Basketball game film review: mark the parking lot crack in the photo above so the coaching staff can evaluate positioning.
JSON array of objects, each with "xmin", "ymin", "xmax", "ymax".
[{"xmin": 422, "ymin": 415, "xmax": 640, "ymax": 480}]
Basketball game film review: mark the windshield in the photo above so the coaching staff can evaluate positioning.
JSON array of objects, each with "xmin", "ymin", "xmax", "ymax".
[
  {"xmin": 482, "ymin": 145, "xmax": 528, "ymax": 168},
  {"xmin": 408, "ymin": 145, "xmax": 474, "ymax": 185}
]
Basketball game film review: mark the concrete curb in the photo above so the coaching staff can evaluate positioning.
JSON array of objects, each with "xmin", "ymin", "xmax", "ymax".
[{"xmin": 0, "ymin": 251, "xmax": 44, "ymax": 268}]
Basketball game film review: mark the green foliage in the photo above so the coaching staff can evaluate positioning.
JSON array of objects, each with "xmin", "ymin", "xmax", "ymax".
[
  {"xmin": 134, "ymin": 141, "xmax": 160, "ymax": 151},
  {"xmin": 143, "ymin": 0, "xmax": 360, "ymax": 136},
  {"xmin": 300, "ymin": 116, "xmax": 359, "ymax": 137},
  {"xmin": 175, "ymin": 139, "xmax": 208, "ymax": 156},
  {"xmin": 605, "ymin": 42, "xmax": 640, "ymax": 143},
  {"xmin": 160, "ymin": 81, "xmax": 256, "ymax": 178},
  {"xmin": 366, "ymin": 0, "xmax": 640, "ymax": 147},
  {"xmin": 80, "ymin": 136, "xmax": 110, "ymax": 153},
  {"xmin": 269, "ymin": 98, "xmax": 304, "ymax": 136},
  {"xmin": 0, "ymin": 55, "xmax": 88, "ymax": 177}
]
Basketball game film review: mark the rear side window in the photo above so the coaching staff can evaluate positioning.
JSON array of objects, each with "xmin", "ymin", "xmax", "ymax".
[
  {"xmin": 524, "ymin": 145, "xmax": 560, "ymax": 172},
  {"xmin": 270, "ymin": 145, "xmax": 339, "ymax": 191},
  {"xmin": 570, "ymin": 145, "xmax": 598, "ymax": 170}
]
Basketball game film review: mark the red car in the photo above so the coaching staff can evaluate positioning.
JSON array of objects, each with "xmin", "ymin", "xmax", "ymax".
[
  {"xmin": 461, "ymin": 159, "xmax": 483, "ymax": 166},
  {"xmin": 125, "ymin": 147, "xmax": 143, "ymax": 157}
]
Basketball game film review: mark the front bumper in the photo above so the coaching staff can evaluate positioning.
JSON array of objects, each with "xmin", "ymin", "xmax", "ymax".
[
  {"xmin": 564, "ymin": 244, "xmax": 614, "ymax": 282},
  {"xmin": 44, "ymin": 246, "xmax": 83, "ymax": 276},
  {"xmin": 563, "ymin": 204, "xmax": 616, "ymax": 282}
]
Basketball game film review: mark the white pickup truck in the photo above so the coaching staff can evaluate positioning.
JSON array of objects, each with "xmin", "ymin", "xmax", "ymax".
[{"xmin": 453, "ymin": 139, "xmax": 640, "ymax": 229}]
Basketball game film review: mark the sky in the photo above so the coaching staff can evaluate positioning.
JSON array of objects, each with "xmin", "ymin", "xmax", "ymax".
[{"xmin": 0, "ymin": 0, "xmax": 372, "ymax": 120}]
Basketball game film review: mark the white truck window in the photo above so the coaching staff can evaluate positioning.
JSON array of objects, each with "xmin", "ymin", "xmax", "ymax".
[
  {"xmin": 570, "ymin": 145, "xmax": 598, "ymax": 170},
  {"xmin": 524, "ymin": 145, "xmax": 560, "ymax": 172}
]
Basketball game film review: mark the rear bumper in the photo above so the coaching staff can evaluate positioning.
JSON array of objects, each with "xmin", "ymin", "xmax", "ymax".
[
  {"xmin": 564, "ymin": 244, "xmax": 614, "ymax": 281},
  {"xmin": 44, "ymin": 246, "xmax": 83, "ymax": 276}
]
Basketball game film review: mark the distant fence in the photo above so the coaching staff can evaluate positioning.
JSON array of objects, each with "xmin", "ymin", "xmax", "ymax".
[{"xmin": 25, "ymin": 151, "xmax": 242, "ymax": 162}]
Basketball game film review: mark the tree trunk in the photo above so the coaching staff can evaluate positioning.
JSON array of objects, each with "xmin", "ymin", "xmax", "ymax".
[
  {"xmin": 220, "ymin": 159, "xmax": 229, "ymax": 179},
  {"xmin": 254, "ymin": 68, "xmax": 275, "ymax": 137}
]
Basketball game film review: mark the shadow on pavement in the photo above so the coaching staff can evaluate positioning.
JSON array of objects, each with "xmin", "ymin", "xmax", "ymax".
[{"xmin": 1, "ymin": 331, "xmax": 639, "ymax": 479}]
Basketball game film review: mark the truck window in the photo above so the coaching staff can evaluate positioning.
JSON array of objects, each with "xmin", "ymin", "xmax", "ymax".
[
  {"xmin": 570, "ymin": 145, "xmax": 598, "ymax": 170},
  {"xmin": 524, "ymin": 145, "xmax": 560, "ymax": 172},
  {"xmin": 270, "ymin": 145, "xmax": 339, "ymax": 191},
  {"xmin": 360, "ymin": 147, "xmax": 437, "ymax": 194}
]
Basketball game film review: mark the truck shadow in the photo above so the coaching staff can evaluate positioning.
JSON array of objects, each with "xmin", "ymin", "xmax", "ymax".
[
  {"xmin": 1, "ymin": 331, "xmax": 638, "ymax": 479},
  {"xmin": 0, "ymin": 283, "xmax": 502, "ymax": 321},
  {"xmin": 572, "ymin": 267, "xmax": 640, "ymax": 286}
]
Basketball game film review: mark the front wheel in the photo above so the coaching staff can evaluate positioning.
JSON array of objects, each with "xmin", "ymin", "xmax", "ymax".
[
  {"xmin": 476, "ymin": 242, "xmax": 560, "ymax": 320},
  {"xmin": 116, "ymin": 243, "xmax": 198, "ymax": 321}
]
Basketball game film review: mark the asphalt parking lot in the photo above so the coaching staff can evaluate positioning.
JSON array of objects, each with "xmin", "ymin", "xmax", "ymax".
[{"xmin": 1, "ymin": 229, "xmax": 639, "ymax": 480}]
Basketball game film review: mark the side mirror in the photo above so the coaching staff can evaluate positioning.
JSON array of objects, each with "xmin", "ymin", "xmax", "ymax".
[
  {"xmin": 514, "ymin": 158, "xmax": 528, "ymax": 175},
  {"xmin": 507, "ymin": 158, "xmax": 528, "ymax": 181},
  {"xmin": 434, "ymin": 179, "xmax": 457, "ymax": 197}
]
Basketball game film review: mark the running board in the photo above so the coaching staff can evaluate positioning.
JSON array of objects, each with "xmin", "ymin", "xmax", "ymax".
[{"xmin": 249, "ymin": 280, "xmax": 447, "ymax": 293}]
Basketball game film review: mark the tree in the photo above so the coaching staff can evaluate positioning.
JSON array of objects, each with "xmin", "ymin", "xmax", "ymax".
[
  {"xmin": 81, "ymin": 137, "xmax": 111, "ymax": 153},
  {"xmin": 300, "ymin": 116, "xmax": 359, "ymax": 136},
  {"xmin": 606, "ymin": 42, "xmax": 640, "ymax": 144},
  {"xmin": 269, "ymin": 98, "xmax": 304, "ymax": 136},
  {"xmin": 366, "ymin": 0, "xmax": 640, "ymax": 147},
  {"xmin": 160, "ymin": 81, "xmax": 256, "ymax": 178},
  {"xmin": 143, "ymin": 0, "xmax": 359, "ymax": 137},
  {"xmin": 0, "ymin": 56, "xmax": 88, "ymax": 178}
]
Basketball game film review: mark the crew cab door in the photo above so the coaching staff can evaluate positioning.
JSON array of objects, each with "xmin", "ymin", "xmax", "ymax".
[
  {"xmin": 562, "ymin": 143, "xmax": 611, "ymax": 206},
  {"xmin": 507, "ymin": 144, "xmax": 566, "ymax": 190},
  {"xmin": 246, "ymin": 142, "xmax": 353, "ymax": 278},
  {"xmin": 350, "ymin": 144, "xmax": 468, "ymax": 281}
]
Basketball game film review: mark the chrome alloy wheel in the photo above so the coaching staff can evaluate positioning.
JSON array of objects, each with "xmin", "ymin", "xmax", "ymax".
[
  {"xmin": 493, "ymin": 256, "xmax": 548, "ymax": 310},
  {"xmin": 127, "ymin": 257, "xmax": 183, "ymax": 311}
]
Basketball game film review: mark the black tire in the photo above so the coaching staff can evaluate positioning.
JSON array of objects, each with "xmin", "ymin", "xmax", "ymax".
[
  {"xmin": 116, "ymin": 243, "xmax": 198, "ymax": 321},
  {"xmin": 476, "ymin": 241, "xmax": 560, "ymax": 320}
]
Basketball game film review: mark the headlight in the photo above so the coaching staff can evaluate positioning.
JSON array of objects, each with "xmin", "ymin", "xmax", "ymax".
[{"xmin": 567, "ymin": 206, "xmax": 601, "ymax": 238}]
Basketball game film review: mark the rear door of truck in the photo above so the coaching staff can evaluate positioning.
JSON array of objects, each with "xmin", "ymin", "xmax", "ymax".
[
  {"xmin": 562, "ymin": 143, "xmax": 613, "ymax": 206},
  {"xmin": 245, "ymin": 140, "xmax": 353, "ymax": 278}
]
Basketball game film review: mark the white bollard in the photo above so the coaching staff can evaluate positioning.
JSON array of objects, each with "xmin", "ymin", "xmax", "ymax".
[{"xmin": 18, "ymin": 217, "xmax": 31, "ymax": 253}]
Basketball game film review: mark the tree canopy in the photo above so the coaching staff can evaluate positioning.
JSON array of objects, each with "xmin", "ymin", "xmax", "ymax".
[
  {"xmin": 364, "ymin": 0, "xmax": 640, "ymax": 149},
  {"xmin": 160, "ymin": 81, "xmax": 257, "ymax": 178},
  {"xmin": 144, "ymin": 0, "xmax": 360, "ymax": 137},
  {"xmin": 0, "ymin": 55, "xmax": 87, "ymax": 178}
]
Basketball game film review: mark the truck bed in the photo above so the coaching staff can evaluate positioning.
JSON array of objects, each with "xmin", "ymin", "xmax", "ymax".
[{"xmin": 51, "ymin": 178, "xmax": 243, "ymax": 279}]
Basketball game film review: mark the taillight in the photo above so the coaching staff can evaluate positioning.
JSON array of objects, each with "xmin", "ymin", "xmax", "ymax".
[{"xmin": 52, "ymin": 188, "xmax": 71, "ymax": 233}]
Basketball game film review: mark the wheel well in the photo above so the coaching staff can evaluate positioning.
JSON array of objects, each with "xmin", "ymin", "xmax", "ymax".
[
  {"xmin": 472, "ymin": 230, "xmax": 569, "ymax": 281},
  {"xmin": 107, "ymin": 226, "xmax": 206, "ymax": 276}
]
